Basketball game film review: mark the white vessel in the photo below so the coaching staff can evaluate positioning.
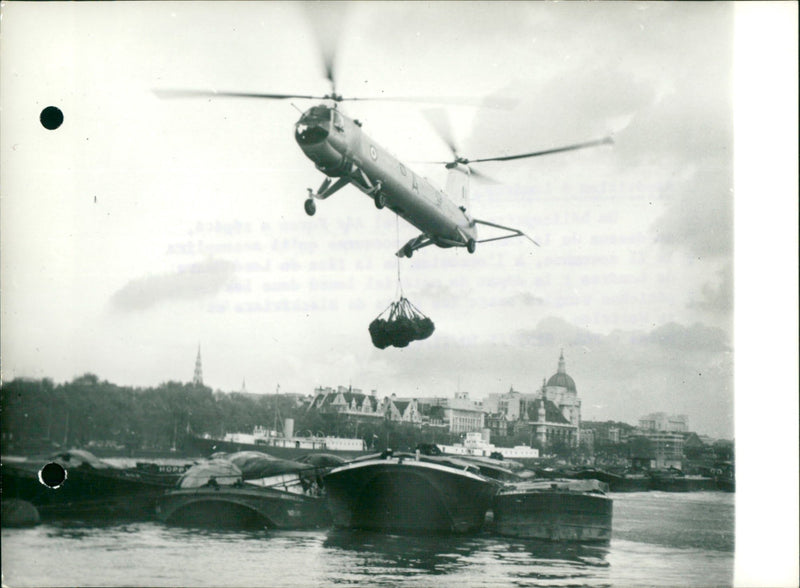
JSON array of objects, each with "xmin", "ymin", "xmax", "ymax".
[{"xmin": 436, "ymin": 431, "xmax": 539, "ymax": 459}]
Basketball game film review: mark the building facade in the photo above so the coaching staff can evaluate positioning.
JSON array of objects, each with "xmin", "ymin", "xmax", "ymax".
[
  {"xmin": 418, "ymin": 393, "xmax": 485, "ymax": 434},
  {"xmin": 483, "ymin": 351, "xmax": 582, "ymax": 449},
  {"xmin": 630, "ymin": 412, "xmax": 689, "ymax": 469},
  {"xmin": 307, "ymin": 386, "xmax": 422, "ymax": 425},
  {"xmin": 639, "ymin": 412, "xmax": 688, "ymax": 433},
  {"xmin": 629, "ymin": 432, "xmax": 684, "ymax": 469},
  {"xmin": 308, "ymin": 386, "xmax": 384, "ymax": 421}
]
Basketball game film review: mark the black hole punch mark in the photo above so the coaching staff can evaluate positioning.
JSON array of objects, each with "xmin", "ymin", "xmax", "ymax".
[
  {"xmin": 39, "ymin": 462, "xmax": 67, "ymax": 489},
  {"xmin": 40, "ymin": 106, "xmax": 64, "ymax": 130}
]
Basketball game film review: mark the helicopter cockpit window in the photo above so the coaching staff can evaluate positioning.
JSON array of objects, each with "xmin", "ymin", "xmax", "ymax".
[
  {"xmin": 295, "ymin": 107, "xmax": 331, "ymax": 145},
  {"xmin": 305, "ymin": 106, "xmax": 331, "ymax": 121}
]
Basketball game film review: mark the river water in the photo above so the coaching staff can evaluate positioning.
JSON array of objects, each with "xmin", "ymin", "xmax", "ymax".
[{"xmin": 2, "ymin": 491, "xmax": 733, "ymax": 587}]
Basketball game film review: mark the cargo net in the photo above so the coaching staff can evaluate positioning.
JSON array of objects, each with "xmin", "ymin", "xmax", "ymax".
[{"xmin": 369, "ymin": 297, "xmax": 435, "ymax": 349}]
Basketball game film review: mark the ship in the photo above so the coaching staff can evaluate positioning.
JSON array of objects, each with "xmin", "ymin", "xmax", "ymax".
[
  {"xmin": 569, "ymin": 467, "xmax": 651, "ymax": 492},
  {"xmin": 322, "ymin": 450, "xmax": 501, "ymax": 534},
  {"xmin": 492, "ymin": 478, "xmax": 613, "ymax": 542},
  {"xmin": 1, "ymin": 449, "xmax": 191, "ymax": 521},
  {"xmin": 156, "ymin": 455, "xmax": 330, "ymax": 529},
  {"xmin": 434, "ymin": 431, "xmax": 540, "ymax": 460},
  {"xmin": 415, "ymin": 443, "xmax": 534, "ymax": 483},
  {"xmin": 648, "ymin": 469, "xmax": 717, "ymax": 492},
  {"xmin": 185, "ymin": 417, "xmax": 368, "ymax": 460},
  {"xmin": 606, "ymin": 471, "xmax": 651, "ymax": 492}
]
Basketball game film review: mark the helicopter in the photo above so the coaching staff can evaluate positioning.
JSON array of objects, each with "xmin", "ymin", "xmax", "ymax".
[
  {"xmin": 294, "ymin": 101, "xmax": 612, "ymax": 258},
  {"xmin": 159, "ymin": 46, "xmax": 612, "ymax": 258}
]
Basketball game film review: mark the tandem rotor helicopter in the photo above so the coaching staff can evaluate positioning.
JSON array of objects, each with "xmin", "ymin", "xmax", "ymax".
[{"xmin": 159, "ymin": 36, "xmax": 612, "ymax": 259}]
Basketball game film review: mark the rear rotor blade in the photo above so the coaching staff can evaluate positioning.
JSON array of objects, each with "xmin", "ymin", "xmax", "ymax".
[
  {"xmin": 467, "ymin": 166, "xmax": 499, "ymax": 184},
  {"xmin": 467, "ymin": 136, "xmax": 614, "ymax": 164},
  {"xmin": 422, "ymin": 108, "xmax": 460, "ymax": 158}
]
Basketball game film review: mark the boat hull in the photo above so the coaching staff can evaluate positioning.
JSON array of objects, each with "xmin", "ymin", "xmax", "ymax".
[
  {"xmin": 493, "ymin": 481, "xmax": 613, "ymax": 542},
  {"xmin": 156, "ymin": 486, "xmax": 331, "ymax": 529},
  {"xmin": 1, "ymin": 499, "xmax": 41, "ymax": 527},
  {"xmin": 650, "ymin": 475, "xmax": 717, "ymax": 492},
  {"xmin": 1, "ymin": 460, "xmax": 182, "ymax": 520},
  {"xmin": 609, "ymin": 475, "xmax": 651, "ymax": 492},
  {"xmin": 323, "ymin": 457, "xmax": 498, "ymax": 534},
  {"xmin": 715, "ymin": 476, "xmax": 735, "ymax": 492}
]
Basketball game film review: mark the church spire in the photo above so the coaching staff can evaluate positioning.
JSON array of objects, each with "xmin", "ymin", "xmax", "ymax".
[
  {"xmin": 193, "ymin": 345, "xmax": 203, "ymax": 386},
  {"xmin": 557, "ymin": 348, "xmax": 566, "ymax": 374}
]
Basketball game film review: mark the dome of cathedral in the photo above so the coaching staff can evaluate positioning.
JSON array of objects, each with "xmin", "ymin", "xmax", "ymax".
[
  {"xmin": 546, "ymin": 351, "xmax": 577, "ymax": 392},
  {"xmin": 546, "ymin": 372, "xmax": 577, "ymax": 392}
]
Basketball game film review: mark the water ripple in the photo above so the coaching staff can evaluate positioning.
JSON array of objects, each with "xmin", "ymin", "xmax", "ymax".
[{"xmin": 2, "ymin": 492, "xmax": 733, "ymax": 587}]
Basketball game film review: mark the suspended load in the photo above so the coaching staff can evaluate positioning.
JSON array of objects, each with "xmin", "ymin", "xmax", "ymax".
[{"xmin": 369, "ymin": 297, "xmax": 435, "ymax": 349}]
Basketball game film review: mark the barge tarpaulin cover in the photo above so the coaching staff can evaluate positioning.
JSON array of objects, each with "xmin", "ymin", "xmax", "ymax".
[{"xmin": 369, "ymin": 297, "xmax": 435, "ymax": 349}]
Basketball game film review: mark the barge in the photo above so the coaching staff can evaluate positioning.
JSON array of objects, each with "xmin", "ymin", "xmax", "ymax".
[
  {"xmin": 155, "ymin": 459, "xmax": 330, "ymax": 529},
  {"xmin": 1, "ymin": 450, "xmax": 190, "ymax": 521},
  {"xmin": 322, "ymin": 451, "xmax": 500, "ymax": 534},
  {"xmin": 493, "ymin": 478, "xmax": 613, "ymax": 542}
]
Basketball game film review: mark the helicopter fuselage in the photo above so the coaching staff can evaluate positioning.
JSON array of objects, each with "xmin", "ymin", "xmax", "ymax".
[{"xmin": 295, "ymin": 104, "xmax": 477, "ymax": 253}]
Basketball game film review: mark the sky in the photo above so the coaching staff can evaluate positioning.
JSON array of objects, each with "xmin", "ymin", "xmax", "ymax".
[{"xmin": 0, "ymin": 1, "xmax": 794, "ymax": 444}]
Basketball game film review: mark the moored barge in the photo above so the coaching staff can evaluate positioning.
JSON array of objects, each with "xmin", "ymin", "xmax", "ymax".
[
  {"xmin": 649, "ymin": 471, "xmax": 717, "ymax": 492},
  {"xmin": 2, "ymin": 450, "xmax": 190, "ymax": 521},
  {"xmin": 322, "ymin": 451, "xmax": 500, "ymax": 534},
  {"xmin": 156, "ymin": 455, "xmax": 331, "ymax": 529},
  {"xmin": 493, "ymin": 478, "xmax": 613, "ymax": 542}
]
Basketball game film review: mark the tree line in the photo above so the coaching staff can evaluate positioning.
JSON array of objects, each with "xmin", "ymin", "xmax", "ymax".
[
  {"xmin": 0, "ymin": 375, "xmax": 465, "ymax": 455},
  {"xmin": 1, "ymin": 375, "xmax": 307, "ymax": 454}
]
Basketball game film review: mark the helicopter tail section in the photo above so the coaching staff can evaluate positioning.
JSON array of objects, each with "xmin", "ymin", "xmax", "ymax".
[
  {"xmin": 473, "ymin": 219, "xmax": 540, "ymax": 247},
  {"xmin": 445, "ymin": 164, "xmax": 471, "ymax": 212}
]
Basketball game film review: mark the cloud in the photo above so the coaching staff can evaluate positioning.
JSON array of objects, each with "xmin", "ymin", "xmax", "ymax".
[
  {"xmin": 110, "ymin": 258, "xmax": 236, "ymax": 312},
  {"xmin": 652, "ymin": 166, "xmax": 733, "ymax": 257},
  {"xmin": 505, "ymin": 292, "xmax": 546, "ymax": 307},
  {"xmin": 351, "ymin": 315, "xmax": 733, "ymax": 436},
  {"xmin": 514, "ymin": 316, "xmax": 601, "ymax": 347},
  {"xmin": 470, "ymin": 67, "xmax": 658, "ymax": 165},
  {"xmin": 462, "ymin": 3, "xmax": 733, "ymax": 264},
  {"xmin": 645, "ymin": 321, "xmax": 731, "ymax": 353},
  {"xmin": 689, "ymin": 263, "xmax": 734, "ymax": 316}
]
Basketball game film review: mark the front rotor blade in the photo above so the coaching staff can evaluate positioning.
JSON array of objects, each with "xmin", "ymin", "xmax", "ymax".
[
  {"xmin": 155, "ymin": 90, "xmax": 510, "ymax": 106},
  {"xmin": 154, "ymin": 89, "xmax": 326, "ymax": 101},
  {"xmin": 318, "ymin": 26, "xmax": 337, "ymax": 95},
  {"xmin": 467, "ymin": 137, "xmax": 614, "ymax": 164},
  {"xmin": 304, "ymin": 1, "xmax": 346, "ymax": 96}
]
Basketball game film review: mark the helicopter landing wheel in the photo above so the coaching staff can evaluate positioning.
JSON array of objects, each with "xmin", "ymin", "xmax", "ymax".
[
  {"xmin": 403, "ymin": 243, "xmax": 414, "ymax": 258},
  {"xmin": 374, "ymin": 192, "xmax": 386, "ymax": 210},
  {"xmin": 467, "ymin": 239, "xmax": 476, "ymax": 254},
  {"xmin": 304, "ymin": 199, "xmax": 316, "ymax": 216}
]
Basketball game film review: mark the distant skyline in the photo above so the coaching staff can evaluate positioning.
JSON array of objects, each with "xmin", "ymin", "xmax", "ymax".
[{"xmin": 0, "ymin": 2, "xmax": 792, "ymax": 443}]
